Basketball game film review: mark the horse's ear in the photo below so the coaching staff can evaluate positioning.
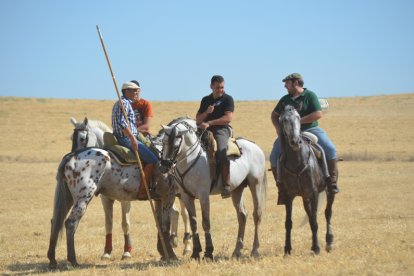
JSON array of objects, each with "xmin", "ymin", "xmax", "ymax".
[
  {"xmin": 83, "ymin": 117, "xmax": 88, "ymax": 126},
  {"xmin": 70, "ymin": 117, "xmax": 77, "ymax": 126},
  {"xmin": 281, "ymin": 102, "xmax": 286, "ymax": 112},
  {"xmin": 161, "ymin": 124, "xmax": 168, "ymax": 130}
]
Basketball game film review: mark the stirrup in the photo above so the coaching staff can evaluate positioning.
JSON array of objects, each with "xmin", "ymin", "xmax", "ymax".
[
  {"xmin": 277, "ymin": 192, "xmax": 286, "ymax": 205},
  {"xmin": 221, "ymin": 187, "xmax": 231, "ymax": 199},
  {"xmin": 329, "ymin": 184, "xmax": 340, "ymax": 194}
]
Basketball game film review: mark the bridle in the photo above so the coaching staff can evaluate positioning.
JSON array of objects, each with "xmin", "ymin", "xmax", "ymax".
[
  {"xmin": 161, "ymin": 121, "xmax": 205, "ymax": 197},
  {"xmin": 71, "ymin": 126, "xmax": 89, "ymax": 152},
  {"xmin": 280, "ymin": 107, "xmax": 311, "ymax": 178}
]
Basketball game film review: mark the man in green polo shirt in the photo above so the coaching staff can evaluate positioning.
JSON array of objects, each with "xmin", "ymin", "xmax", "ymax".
[{"xmin": 270, "ymin": 73, "xmax": 339, "ymax": 205}]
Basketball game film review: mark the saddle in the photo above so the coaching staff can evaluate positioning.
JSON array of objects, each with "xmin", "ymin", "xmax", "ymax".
[
  {"xmin": 103, "ymin": 132, "xmax": 139, "ymax": 165},
  {"xmin": 199, "ymin": 130, "xmax": 242, "ymax": 180},
  {"xmin": 276, "ymin": 131, "xmax": 329, "ymax": 183}
]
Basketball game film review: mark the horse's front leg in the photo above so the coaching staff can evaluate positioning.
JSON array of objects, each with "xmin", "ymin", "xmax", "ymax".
[
  {"xmin": 284, "ymin": 199, "xmax": 293, "ymax": 256},
  {"xmin": 303, "ymin": 196, "xmax": 320, "ymax": 254},
  {"xmin": 199, "ymin": 195, "xmax": 213, "ymax": 260},
  {"xmin": 181, "ymin": 195, "xmax": 202, "ymax": 260},
  {"xmin": 155, "ymin": 200, "xmax": 178, "ymax": 261},
  {"xmin": 325, "ymin": 191, "xmax": 335, "ymax": 252},
  {"xmin": 120, "ymin": 201, "xmax": 132, "ymax": 259}
]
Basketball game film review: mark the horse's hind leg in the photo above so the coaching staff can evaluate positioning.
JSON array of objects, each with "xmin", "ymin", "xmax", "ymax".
[
  {"xmin": 325, "ymin": 192, "xmax": 335, "ymax": 252},
  {"xmin": 48, "ymin": 177, "xmax": 73, "ymax": 269},
  {"xmin": 179, "ymin": 198, "xmax": 192, "ymax": 255},
  {"xmin": 303, "ymin": 196, "xmax": 320, "ymax": 254},
  {"xmin": 121, "ymin": 201, "xmax": 132, "ymax": 259},
  {"xmin": 231, "ymin": 184, "xmax": 247, "ymax": 259},
  {"xmin": 65, "ymin": 199, "xmax": 91, "ymax": 266},
  {"xmin": 169, "ymin": 203, "xmax": 180, "ymax": 248},
  {"xmin": 100, "ymin": 195, "xmax": 114, "ymax": 259}
]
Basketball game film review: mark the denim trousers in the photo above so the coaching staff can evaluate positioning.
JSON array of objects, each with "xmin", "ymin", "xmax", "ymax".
[
  {"xmin": 117, "ymin": 136, "xmax": 158, "ymax": 164},
  {"xmin": 269, "ymin": 127, "xmax": 337, "ymax": 167}
]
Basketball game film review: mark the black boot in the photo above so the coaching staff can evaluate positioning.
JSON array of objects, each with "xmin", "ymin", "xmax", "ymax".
[
  {"xmin": 272, "ymin": 167, "xmax": 286, "ymax": 205},
  {"xmin": 327, "ymin": 159, "xmax": 339, "ymax": 194},
  {"xmin": 221, "ymin": 161, "xmax": 231, "ymax": 199}
]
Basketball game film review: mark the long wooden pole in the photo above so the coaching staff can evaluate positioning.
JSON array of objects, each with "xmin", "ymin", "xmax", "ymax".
[{"xmin": 96, "ymin": 25, "xmax": 169, "ymax": 259}]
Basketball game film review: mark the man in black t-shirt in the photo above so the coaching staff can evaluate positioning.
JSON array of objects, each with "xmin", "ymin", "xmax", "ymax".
[{"xmin": 196, "ymin": 75, "xmax": 234, "ymax": 199}]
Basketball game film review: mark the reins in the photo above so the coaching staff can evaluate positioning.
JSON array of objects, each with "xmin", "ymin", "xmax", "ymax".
[{"xmin": 165, "ymin": 122, "xmax": 206, "ymax": 198}]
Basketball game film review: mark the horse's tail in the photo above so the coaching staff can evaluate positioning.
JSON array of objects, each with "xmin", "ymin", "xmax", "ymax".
[
  {"xmin": 298, "ymin": 191, "xmax": 325, "ymax": 227},
  {"xmin": 259, "ymin": 170, "xmax": 267, "ymax": 214},
  {"xmin": 50, "ymin": 156, "xmax": 74, "ymax": 240}
]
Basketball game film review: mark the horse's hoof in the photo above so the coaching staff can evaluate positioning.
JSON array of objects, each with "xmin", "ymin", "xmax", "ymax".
[
  {"xmin": 232, "ymin": 251, "xmax": 241, "ymax": 259},
  {"xmin": 121, "ymin": 252, "xmax": 131, "ymax": 260},
  {"xmin": 250, "ymin": 250, "xmax": 260, "ymax": 258},
  {"xmin": 101, "ymin": 252, "xmax": 112, "ymax": 260},
  {"xmin": 191, "ymin": 253, "xmax": 200, "ymax": 261},
  {"xmin": 70, "ymin": 261, "xmax": 79, "ymax": 267},
  {"xmin": 48, "ymin": 261, "xmax": 57, "ymax": 270},
  {"xmin": 170, "ymin": 234, "xmax": 178, "ymax": 248},
  {"xmin": 326, "ymin": 244, "xmax": 333, "ymax": 252},
  {"xmin": 202, "ymin": 253, "xmax": 214, "ymax": 262},
  {"xmin": 183, "ymin": 248, "xmax": 192, "ymax": 256},
  {"xmin": 311, "ymin": 247, "xmax": 320, "ymax": 255}
]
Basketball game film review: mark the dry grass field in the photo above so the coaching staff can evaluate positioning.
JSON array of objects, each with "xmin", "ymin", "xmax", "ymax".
[{"xmin": 0, "ymin": 93, "xmax": 413, "ymax": 275}]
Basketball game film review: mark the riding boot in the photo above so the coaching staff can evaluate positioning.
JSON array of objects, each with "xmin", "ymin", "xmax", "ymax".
[
  {"xmin": 272, "ymin": 167, "xmax": 286, "ymax": 205},
  {"xmin": 326, "ymin": 159, "xmax": 339, "ymax": 194},
  {"xmin": 138, "ymin": 164, "xmax": 158, "ymax": 200},
  {"xmin": 221, "ymin": 161, "xmax": 231, "ymax": 199}
]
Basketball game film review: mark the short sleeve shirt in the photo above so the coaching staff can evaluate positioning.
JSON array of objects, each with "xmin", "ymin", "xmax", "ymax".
[
  {"xmin": 131, "ymin": 98, "xmax": 153, "ymax": 127},
  {"xmin": 197, "ymin": 93, "xmax": 234, "ymax": 123},
  {"xmin": 274, "ymin": 89, "xmax": 321, "ymax": 131}
]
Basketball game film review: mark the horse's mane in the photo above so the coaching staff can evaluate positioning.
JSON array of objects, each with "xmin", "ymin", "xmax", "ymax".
[
  {"xmin": 87, "ymin": 120, "xmax": 112, "ymax": 132},
  {"xmin": 71, "ymin": 117, "xmax": 112, "ymax": 132}
]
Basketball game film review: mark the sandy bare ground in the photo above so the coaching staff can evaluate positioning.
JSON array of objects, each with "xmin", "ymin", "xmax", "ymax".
[{"xmin": 0, "ymin": 94, "xmax": 413, "ymax": 275}]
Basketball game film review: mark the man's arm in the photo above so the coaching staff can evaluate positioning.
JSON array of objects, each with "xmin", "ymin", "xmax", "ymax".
[
  {"xmin": 137, "ymin": 117, "xmax": 152, "ymax": 134},
  {"xmin": 198, "ymin": 111, "xmax": 233, "ymax": 130},
  {"xmin": 271, "ymin": 110, "xmax": 281, "ymax": 136},
  {"xmin": 122, "ymin": 127, "xmax": 138, "ymax": 152},
  {"xmin": 196, "ymin": 105, "xmax": 214, "ymax": 125},
  {"xmin": 300, "ymin": 111, "xmax": 322, "ymax": 124}
]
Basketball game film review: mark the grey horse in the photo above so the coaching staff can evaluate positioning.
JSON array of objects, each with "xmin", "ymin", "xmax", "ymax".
[
  {"xmin": 278, "ymin": 105, "xmax": 335, "ymax": 255},
  {"xmin": 160, "ymin": 117, "xmax": 267, "ymax": 260}
]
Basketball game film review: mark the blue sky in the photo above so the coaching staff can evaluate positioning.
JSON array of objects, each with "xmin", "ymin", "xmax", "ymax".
[{"xmin": 0, "ymin": 0, "xmax": 413, "ymax": 101}]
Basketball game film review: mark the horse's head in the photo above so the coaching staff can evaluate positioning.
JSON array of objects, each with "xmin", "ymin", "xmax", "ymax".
[
  {"xmin": 279, "ymin": 105, "xmax": 302, "ymax": 151},
  {"xmin": 70, "ymin": 117, "xmax": 98, "ymax": 152},
  {"xmin": 159, "ymin": 119, "xmax": 197, "ymax": 171}
]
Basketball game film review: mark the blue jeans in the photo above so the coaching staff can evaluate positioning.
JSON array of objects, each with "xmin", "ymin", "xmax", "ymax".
[
  {"xmin": 270, "ymin": 127, "xmax": 337, "ymax": 167},
  {"xmin": 117, "ymin": 136, "xmax": 158, "ymax": 164}
]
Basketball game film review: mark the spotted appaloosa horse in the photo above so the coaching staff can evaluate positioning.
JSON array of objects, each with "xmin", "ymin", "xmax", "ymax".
[
  {"xmin": 70, "ymin": 117, "xmax": 134, "ymax": 260},
  {"xmin": 47, "ymin": 147, "xmax": 177, "ymax": 268},
  {"xmin": 278, "ymin": 105, "xmax": 335, "ymax": 255},
  {"xmin": 70, "ymin": 117, "xmax": 192, "ymax": 258}
]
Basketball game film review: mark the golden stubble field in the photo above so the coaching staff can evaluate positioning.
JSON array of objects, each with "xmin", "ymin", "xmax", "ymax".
[{"xmin": 0, "ymin": 94, "xmax": 413, "ymax": 275}]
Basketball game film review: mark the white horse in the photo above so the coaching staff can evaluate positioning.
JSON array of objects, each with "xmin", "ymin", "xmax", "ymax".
[
  {"xmin": 47, "ymin": 148, "xmax": 177, "ymax": 268},
  {"xmin": 70, "ymin": 117, "xmax": 192, "ymax": 258},
  {"xmin": 160, "ymin": 118, "xmax": 267, "ymax": 259}
]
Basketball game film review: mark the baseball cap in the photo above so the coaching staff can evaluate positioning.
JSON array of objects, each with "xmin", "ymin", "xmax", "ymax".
[
  {"xmin": 130, "ymin": 80, "xmax": 140, "ymax": 88},
  {"xmin": 282, "ymin": 73, "xmax": 303, "ymax": 82},
  {"xmin": 121, "ymin": 81, "xmax": 139, "ymax": 90}
]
